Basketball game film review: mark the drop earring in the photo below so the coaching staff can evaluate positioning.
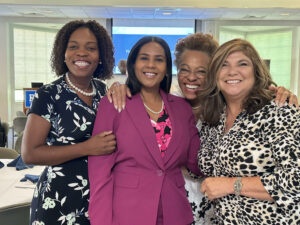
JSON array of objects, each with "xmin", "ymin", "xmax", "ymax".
[{"xmin": 99, "ymin": 61, "xmax": 102, "ymax": 64}]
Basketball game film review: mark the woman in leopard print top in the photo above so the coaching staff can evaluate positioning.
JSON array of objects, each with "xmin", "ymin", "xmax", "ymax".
[{"xmin": 198, "ymin": 38, "xmax": 300, "ymax": 225}]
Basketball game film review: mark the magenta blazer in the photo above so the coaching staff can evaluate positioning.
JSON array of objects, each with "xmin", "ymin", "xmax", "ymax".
[{"xmin": 88, "ymin": 90, "xmax": 200, "ymax": 225}]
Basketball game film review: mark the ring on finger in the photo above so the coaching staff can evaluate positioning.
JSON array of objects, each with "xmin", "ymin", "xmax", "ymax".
[
  {"xmin": 204, "ymin": 192, "xmax": 208, "ymax": 198},
  {"xmin": 111, "ymin": 90, "xmax": 115, "ymax": 94}
]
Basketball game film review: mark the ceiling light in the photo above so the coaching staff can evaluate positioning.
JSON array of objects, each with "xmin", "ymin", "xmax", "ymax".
[
  {"xmin": 280, "ymin": 13, "xmax": 290, "ymax": 16},
  {"xmin": 43, "ymin": 10, "xmax": 54, "ymax": 14},
  {"xmin": 155, "ymin": 8, "xmax": 181, "ymax": 16}
]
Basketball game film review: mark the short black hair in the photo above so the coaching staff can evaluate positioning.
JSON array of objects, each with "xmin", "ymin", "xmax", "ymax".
[
  {"xmin": 126, "ymin": 36, "xmax": 172, "ymax": 95},
  {"xmin": 51, "ymin": 20, "xmax": 114, "ymax": 79}
]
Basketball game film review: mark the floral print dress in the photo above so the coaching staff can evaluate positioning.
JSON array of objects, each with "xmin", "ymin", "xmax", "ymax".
[{"xmin": 28, "ymin": 76, "xmax": 106, "ymax": 225}]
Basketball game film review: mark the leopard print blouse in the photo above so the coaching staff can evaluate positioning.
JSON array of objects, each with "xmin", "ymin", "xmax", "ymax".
[{"xmin": 198, "ymin": 100, "xmax": 300, "ymax": 225}]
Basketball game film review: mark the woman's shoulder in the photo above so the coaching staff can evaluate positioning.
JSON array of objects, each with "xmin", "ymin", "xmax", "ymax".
[
  {"xmin": 254, "ymin": 100, "xmax": 300, "ymax": 125},
  {"xmin": 98, "ymin": 95, "xmax": 118, "ymax": 113},
  {"xmin": 167, "ymin": 92, "xmax": 190, "ymax": 105},
  {"xmin": 93, "ymin": 78, "xmax": 106, "ymax": 95},
  {"xmin": 38, "ymin": 77, "xmax": 64, "ymax": 91},
  {"xmin": 34, "ymin": 77, "xmax": 64, "ymax": 98},
  {"xmin": 261, "ymin": 100, "xmax": 299, "ymax": 115}
]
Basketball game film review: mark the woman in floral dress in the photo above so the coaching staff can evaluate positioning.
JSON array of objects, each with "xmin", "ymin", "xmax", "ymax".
[{"xmin": 21, "ymin": 20, "xmax": 115, "ymax": 225}]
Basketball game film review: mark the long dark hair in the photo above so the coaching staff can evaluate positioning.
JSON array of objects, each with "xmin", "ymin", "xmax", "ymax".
[{"xmin": 126, "ymin": 36, "xmax": 172, "ymax": 95}]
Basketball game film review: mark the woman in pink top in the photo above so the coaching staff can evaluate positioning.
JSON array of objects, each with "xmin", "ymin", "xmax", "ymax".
[{"xmin": 88, "ymin": 36, "xmax": 201, "ymax": 225}]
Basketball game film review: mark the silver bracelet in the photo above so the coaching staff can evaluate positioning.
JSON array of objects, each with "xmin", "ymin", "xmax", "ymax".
[{"xmin": 234, "ymin": 177, "xmax": 243, "ymax": 196}]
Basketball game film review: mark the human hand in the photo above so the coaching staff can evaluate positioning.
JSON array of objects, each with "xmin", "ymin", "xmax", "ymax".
[
  {"xmin": 107, "ymin": 82, "xmax": 132, "ymax": 112},
  {"xmin": 86, "ymin": 131, "xmax": 116, "ymax": 156},
  {"xmin": 200, "ymin": 177, "xmax": 235, "ymax": 201},
  {"xmin": 269, "ymin": 86, "xmax": 299, "ymax": 107}
]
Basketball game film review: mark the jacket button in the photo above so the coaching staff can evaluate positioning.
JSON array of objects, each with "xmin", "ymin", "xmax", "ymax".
[{"xmin": 157, "ymin": 170, "xmax": 163, "ymax": 176}]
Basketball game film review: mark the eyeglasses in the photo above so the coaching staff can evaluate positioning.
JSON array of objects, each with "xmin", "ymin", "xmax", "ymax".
[{"xmin": 177, "ymin": 68, "xmax": 207, "ymax": 79}]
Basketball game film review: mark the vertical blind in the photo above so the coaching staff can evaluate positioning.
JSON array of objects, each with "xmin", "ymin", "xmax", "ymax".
[
  {"xmin": 247, "ymin": 31, "xmax": 292, "ymax": 89},
  {"xmin": 14, "ymin": 26, "xmax": 57, "ymax": 91}
]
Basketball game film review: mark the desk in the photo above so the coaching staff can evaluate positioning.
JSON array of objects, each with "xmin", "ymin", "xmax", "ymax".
[{"xmin": 0, "ymin": 159, "xmax": 44, "ymax": 225}]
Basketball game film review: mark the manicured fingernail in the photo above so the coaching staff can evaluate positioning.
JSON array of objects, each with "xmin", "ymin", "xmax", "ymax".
[
  {"xmin": 275, "ymin": 100, "xmax": 279, "ymax": 105},
  {"xmin": 118, "ymin": 108, "xmax": 121, "ymax": 113},
  {"xmin": 279, "ymin": 103, "xmax": 284, "ymax": 107},
  {"xmin": 114, "ymin": 105, "xmax": 117, "ymax": 110},
  {"xmin": 122, "ymin": 104, "xmax": 125, "ymax": 110},
  {"xmin": 109, "ymin": 99, "xmax": 112, "ymax": 103}
]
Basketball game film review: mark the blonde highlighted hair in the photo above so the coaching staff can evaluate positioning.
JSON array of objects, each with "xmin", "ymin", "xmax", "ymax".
[{"xmin": 199, "ymin": 39, "xmax": 276, "ymax": 126}]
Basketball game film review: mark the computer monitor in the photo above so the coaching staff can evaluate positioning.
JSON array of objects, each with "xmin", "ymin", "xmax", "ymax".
[
  {"xmin": 112, "ymin": 27, "xmax": 194, "ymax": 75},
  {"xmin": 31, "ymin": 82, "xmax": 44, "ymax": 88}
]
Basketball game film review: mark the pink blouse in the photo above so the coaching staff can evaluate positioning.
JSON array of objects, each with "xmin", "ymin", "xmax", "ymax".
[{"xmin": 150, "ymin": 105, "xmax": 172, "ymax": 157}]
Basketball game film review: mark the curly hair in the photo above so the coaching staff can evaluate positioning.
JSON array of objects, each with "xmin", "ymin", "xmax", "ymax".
[
  {"xmin": 51, "ymin": 20, "xmax": 114, "ymax": 79},
  {"xmin": 126, "ymin": 36, "xmax": 173, "ymax": 95},
  {"xmin": 199, "ymin": 39, "xmax": 276, "ymax": 126},
  {"xmin": 174, "ymin": 33, "xmax": 219, "ymax": 68}
]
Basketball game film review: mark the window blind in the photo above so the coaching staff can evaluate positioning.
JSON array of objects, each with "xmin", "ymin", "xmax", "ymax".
[
  {"xmin": 247, "ymin": 31, "xmax": 292, "ymax": 88},
  {"xmin": 14, "ymin": 27, "xmax": 57, "ymax": 91},
  {"xmin": 219, "ymin": 29, "xmax": 292, "ymax": 88}
]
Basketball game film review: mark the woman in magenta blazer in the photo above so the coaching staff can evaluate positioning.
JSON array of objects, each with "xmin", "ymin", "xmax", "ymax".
[{"xmin": 88, "ymin": 36, "xmax": 201, "ymax": 225}]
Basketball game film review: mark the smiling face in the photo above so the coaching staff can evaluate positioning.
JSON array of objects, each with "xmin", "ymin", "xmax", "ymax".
[
  {"xmin": 217, "ymin": 51, "xmax": 255, "ymax": 103},
  {"xmin": 134, "ymin": 42, "xmax": 167, "ymax": 92},
  {"xmin": 177, "ymin": 50, "xmax": 211, "ymax": 104},
  {"xmin": 64, "ymin": 27, "xmax": 99, "ymax": 79}
]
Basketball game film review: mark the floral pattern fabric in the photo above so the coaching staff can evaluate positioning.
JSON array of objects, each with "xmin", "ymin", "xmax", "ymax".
[
  {"xmin": 150, "ymin": 105, "xmax": 172, "ymax": 157},
  {"xmin": 29, "ymin": 76, "xmax": 106, "ymax": 225}
]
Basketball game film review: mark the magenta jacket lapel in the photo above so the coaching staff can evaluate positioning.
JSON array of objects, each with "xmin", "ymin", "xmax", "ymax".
[
  {"xmin": 126, "ymin": 93, "xmax": 165, "ymax": 169},
  {"xmin": 160, "ymin": 90, "xmax": 185, "ymax": 166}
]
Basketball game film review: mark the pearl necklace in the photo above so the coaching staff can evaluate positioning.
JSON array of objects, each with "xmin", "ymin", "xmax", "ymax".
[
  {"xmin": 66, "ymin": 73, "xmax": 96, "ymax": 96},
  {"xmin": 143, "ymin": 100, "xmax": 164, "ymax": 114}
]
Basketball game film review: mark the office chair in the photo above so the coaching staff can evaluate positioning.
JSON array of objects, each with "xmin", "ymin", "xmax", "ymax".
[
  {"xmin": 14, "ymin": 131, "xmax": 23, "ymax": 154},
  {"xmin": 0, "ymin": 147, "xmax": 19, "ymax": 159},
  {"xmin": 0, "ymin": 121, "xmax": 9, "ymax": 147},
  {"xmin": 12, "ymin": 117, "xmax": 27, "ymax": 149},
  {"xmin": 16, "ymin": 111, "xmax": 26, "ymax": 117}
]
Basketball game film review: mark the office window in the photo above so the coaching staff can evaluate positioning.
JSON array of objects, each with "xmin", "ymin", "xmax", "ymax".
[
  {"xmin": 13, "ymin": 25, "xmax": 57, "ymax": 101},
  {"xmin": 113, "ymin": 19, "xmax": 195, "ymax": 74},
  {"xmin": 247, "ymin": 31, "xmax": 292, "ymax": 88},
  {"xmin": 219, "ymin": 29, "xmax": 245, "ymax": 44}
]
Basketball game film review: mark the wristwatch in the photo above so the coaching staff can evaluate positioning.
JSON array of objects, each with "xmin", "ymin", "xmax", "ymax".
[{"xmin": 234, "ymin": 177, "xmax": 243, "ymax": 196}]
